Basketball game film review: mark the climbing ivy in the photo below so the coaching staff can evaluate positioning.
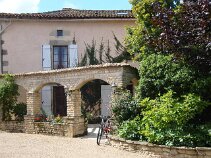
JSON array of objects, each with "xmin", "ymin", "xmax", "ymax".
[{"xmin": 79, "ymin": 34, "xmax": 131, "ymax": 66}]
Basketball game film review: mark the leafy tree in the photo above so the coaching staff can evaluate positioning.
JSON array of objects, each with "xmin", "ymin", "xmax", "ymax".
[
  {"xmin": 138, "ymin": 54, "xmax": 195, "ymax": 99},
  {"xmin": 114, "ymin": 0, "xmax": 211, "ymax": 147},
  {"xmin": 0, "ymin": 74, "xmax": 19, "ymax": 121},
  {"xmin": 127, "ymin": 0, "xmax": 211, "ymax": 75},
  {"xmin": 111, "ymin": 90, "xmax": 141, "ymax": 125},
  {"xmin": 127, "ymin": 0, "xmax": 211, "ymax": 101}
]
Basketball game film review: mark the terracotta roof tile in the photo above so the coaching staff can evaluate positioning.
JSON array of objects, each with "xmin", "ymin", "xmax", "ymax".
[{"xmin": 0, "ymin": 8, "xmax": 134, "ymax": 20}]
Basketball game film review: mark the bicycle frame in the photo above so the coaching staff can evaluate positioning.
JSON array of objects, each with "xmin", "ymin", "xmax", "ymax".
[{"xmin": 97, "ymin": 116, "xmax": 111, "ymax": 145}]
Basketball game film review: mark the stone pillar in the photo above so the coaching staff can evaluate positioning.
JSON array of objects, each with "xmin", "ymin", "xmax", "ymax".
[
  {"xmin": 26, "ymin": 92, "xmax": 41, "ymax": 115},
  {"xmin": 66, "ymin": 90, "xmax": 81, "ymax": 117},
  {"xmin": 24, "ymin": 91, "xmax": 41, "ymax": 134},
  {"xmin": 66, "ymin": 89, "xmax": 86, "ymax": 137}
]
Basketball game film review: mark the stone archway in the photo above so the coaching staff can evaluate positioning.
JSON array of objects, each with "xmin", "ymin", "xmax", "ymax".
[
  {"xmin": 7, "ymin": 63, "xmax": 138, "ymax": 137},
  {"xmin": 80, "ymin": 79, "xmax": 111, "ymax": 123}
]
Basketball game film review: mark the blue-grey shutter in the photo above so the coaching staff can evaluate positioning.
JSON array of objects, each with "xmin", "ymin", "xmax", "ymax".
[
  {"xmin": 68, "ymin": 44, "xmax": 78, "ymax": 68},
  {"xmin": 41, "ymin": 45, "xmax": 52, "ymax": 116},
  {"xmin": 42, "ymin": 45, "xmax": 51, "ymax": 70}
]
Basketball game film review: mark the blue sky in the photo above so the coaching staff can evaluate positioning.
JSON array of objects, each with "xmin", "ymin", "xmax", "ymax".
[
  {"xmin": 0, "ymin": 0, "xmax": 132, "ymax": 13},
  {"xmin": 39, "ymin": 0, "xmax": 132, "ymax": 12}
]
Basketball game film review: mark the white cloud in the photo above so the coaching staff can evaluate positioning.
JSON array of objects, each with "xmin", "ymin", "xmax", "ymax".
[{"xmin": 0, "ymin": 0, "xmax": 40, "ymax": 13}]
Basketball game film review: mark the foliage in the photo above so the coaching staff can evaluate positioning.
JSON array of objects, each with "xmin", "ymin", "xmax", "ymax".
[
  {"xmin": 139, "ymin": 91, "xmax": 210, "ymax": 146},
  {"xmin": 79, "ymin": 34, "xmax": 132, "ymax": 66},
  {"xmin": 118, "ymin": 117, "xmax": 142, "ymax": 141},
  {"xmin": 140, "ymin": 91, "xmax": 208, "ymax": 131},
  {"xmin": 13, "ymin": 102, "xmax": 27, "ymax": 121},
  {"xmin": 116, "ymin": 91, "xmax": 211, "ymax": 147},
  {"xmin": 127, "ymin": 0, "xmax": 211, "ymax": 75},
  {"xmin": 191, "ymin": 76, "xmax": 211, "ymax": 102},
  {"xmin": 117, "ymin": 0, "xmax": 211, "ymax": 147},
  {"xmin": 54, "ymin": 115, "xmax": 63, "ymax": 123},
  {"xmin": 138, "ymin": 54, "xmax": 195, "ymax": 99},
  {"xmin": 111, "ymin": 90, "xmax": 141, "ymax": 125},
  {"xmin": 34, "ymin": 114, "xmax": 46, "ymax": 122},
  {"xmin": 0, "ymin": 74, "xmax": 19, "ymax": 121},
  {"xmin": 86, "ymin": 40, "xmax": 100, "ymax": 65}
]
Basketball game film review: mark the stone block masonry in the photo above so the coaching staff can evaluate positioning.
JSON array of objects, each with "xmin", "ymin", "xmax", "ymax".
[
  {"xmin": 110, "ymin": 136, "xmax": 211, "ymax": 158},
  {"xmin": 0, "ymin": 121, "xmax": 25, "ymax": 133},
  {"xmin": 0, "ymin": 64, "xmax": 138, "ymax": 138}
]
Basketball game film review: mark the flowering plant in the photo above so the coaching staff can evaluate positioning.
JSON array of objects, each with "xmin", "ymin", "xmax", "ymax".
[{"xmin": 34, "ymin": 114, "xmax": 46, "ymax": 122}]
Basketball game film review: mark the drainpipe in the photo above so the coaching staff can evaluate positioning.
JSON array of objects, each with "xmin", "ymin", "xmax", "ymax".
[{"xmin": 0, "ymin": 20, "xmax": 12, "ymax": 74}]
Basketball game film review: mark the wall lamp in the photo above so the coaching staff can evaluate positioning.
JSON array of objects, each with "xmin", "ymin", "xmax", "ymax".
[
  {"xmin": 111, "ymin": 82, "xmax": 117, "ymax": 94},
  {"xmin": 64, "ymin": 88, "xmax": 73, "ymax": 97}
]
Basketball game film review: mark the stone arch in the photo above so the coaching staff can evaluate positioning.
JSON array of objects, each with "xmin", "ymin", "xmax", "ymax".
[
  {"xmin": 125, "ymin": 78, "xmax": 139, "ymax": 96},
  {"xmin": 79, "ymin": 79, "xmax": 112, "ymax": 122},
  {"xmin": 34, "ymin": 81, "xmax": 67, "ymax": 93},
  {"xmin": 74, "ymin": 77, "xmax": 114, "ymax": 90}
]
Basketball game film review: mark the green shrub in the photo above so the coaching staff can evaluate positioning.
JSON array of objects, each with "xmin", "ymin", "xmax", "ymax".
[
  {"xmin": 0, "ymin": 74, "xmax": 19, "ymax": 121},
  {"xmin": 13, "ymin": 102, "xmax": 27, "ymax": 121},
  {"xmin": 118, "ymin": 117, "xmax": 143, "ymax": 141},
  {"xmin": 111, "ymin": 90, "xmax": 141, "ymax": 125},
  {"xmin": 139, "ymin": 91, "xmax": 210, "ymax": 146},
  {"xmin": 138, "ymin": 54, "xmax": 194, "ymax": 99}
]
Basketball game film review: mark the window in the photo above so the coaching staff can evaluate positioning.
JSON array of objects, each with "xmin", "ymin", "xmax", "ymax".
[
  {"xmin": 53, "ymin": 46, "xmax": 68, "ymax": 69},
  {"xmin": 57, "ymin": 30, "xmax": 63, "ymax": 37}
]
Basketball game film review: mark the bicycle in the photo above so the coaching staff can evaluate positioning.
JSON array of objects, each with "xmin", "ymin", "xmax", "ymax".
[{"xmin": 96, "ymin": 116, "xmax": 112, "ymax": 145}]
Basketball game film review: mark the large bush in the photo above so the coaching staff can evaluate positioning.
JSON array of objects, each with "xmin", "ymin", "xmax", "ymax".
[
  {"xmin": 116, "ymin": 0, "xmax": 211, "ymax": 147},
  {"xmin": 138, "ymin": 54, "xmax": 194, "ymax": 99},
  {"xmin": 111, "ymin": 90, "xmax": 141, "ymax": 125},
  {"xmin": 118, "ymin": 117, "xmax": 142, "ymax": 141},
  {"xmin": 116, "ymin": 91, "xmax": 211, "ymax": 147},
  {"xmin": 13, "ymin": 102, "xmax": 27, "ymax": 121},
  {"xmin": 0, "ymin": 75, "xmax": 19, "ymax": 121}
]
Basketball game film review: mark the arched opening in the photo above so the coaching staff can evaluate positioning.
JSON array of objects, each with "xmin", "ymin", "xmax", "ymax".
[
  {"xmin": 80, "ymin": 79, "xmax": 111, "ymax": 123},
  {"xmin": 39, "ymin": 83, "xmax": 67, "ymax": 118}
]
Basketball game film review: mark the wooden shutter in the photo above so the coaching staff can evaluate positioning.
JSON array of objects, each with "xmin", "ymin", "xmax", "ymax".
[
  {"xmin": 68, "ymin": 44, "xmax": 78, "ymax": 68},
  {"xmin": 41, "ymin": 45, "xmax": 52, "ymax": 116},
  {"xmin": 42, "ymin": 45, "xmax": 51, "ymax": 70}
]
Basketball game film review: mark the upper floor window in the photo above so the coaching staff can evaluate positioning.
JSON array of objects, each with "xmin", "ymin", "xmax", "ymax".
[
  {"xmin": 57, "ymin": 30, "xmax": 63, "ymax": 37},
  {"xmin": 53, "ymin": 46, "xmax": 68, "ymax": 69}
]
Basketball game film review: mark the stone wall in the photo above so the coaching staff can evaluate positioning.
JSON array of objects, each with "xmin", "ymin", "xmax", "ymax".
[
  {"xmin": 34, "ymin": 121, "xmax": 86, "ymax": 137},
  {"xmin": 110, "ymin": 136, "xmax": 211, "ymax": 158},
  {"xmin": 0, "ymin": 121, "xmax": 25, "ymax": 133},
  {"xmin": 34, "ymin": 122, "xmax": 69, "ymax": 136},
  {"xmin": 25, "ymin": 115, "xmax": 87, "ymax": 137}
]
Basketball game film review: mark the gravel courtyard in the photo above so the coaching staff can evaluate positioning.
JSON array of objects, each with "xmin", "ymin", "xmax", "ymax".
[{"xmin": 0, "ymin": 131, "xmax": 158, "ymax": 158}]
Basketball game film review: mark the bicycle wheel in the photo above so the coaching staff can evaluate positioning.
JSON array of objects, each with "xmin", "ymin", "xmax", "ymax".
[{"xmin": 97, "ymin": 126, "xmax": 103, "ymax": 145}]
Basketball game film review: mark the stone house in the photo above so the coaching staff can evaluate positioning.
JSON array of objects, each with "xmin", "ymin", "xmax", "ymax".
[{"xmin": 0, "ymin": 9, "xmax": 137, "ymax": 135}]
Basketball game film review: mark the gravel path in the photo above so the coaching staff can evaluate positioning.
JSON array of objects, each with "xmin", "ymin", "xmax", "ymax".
[{"xmin": 0, "ymin": 132, "xmax": 158, "ymax": 158}]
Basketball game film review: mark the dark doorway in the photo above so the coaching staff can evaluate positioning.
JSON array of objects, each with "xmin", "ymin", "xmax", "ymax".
[{"xmin": 53, "ymin": 86, "xmax": 67, "ymax": 116}]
